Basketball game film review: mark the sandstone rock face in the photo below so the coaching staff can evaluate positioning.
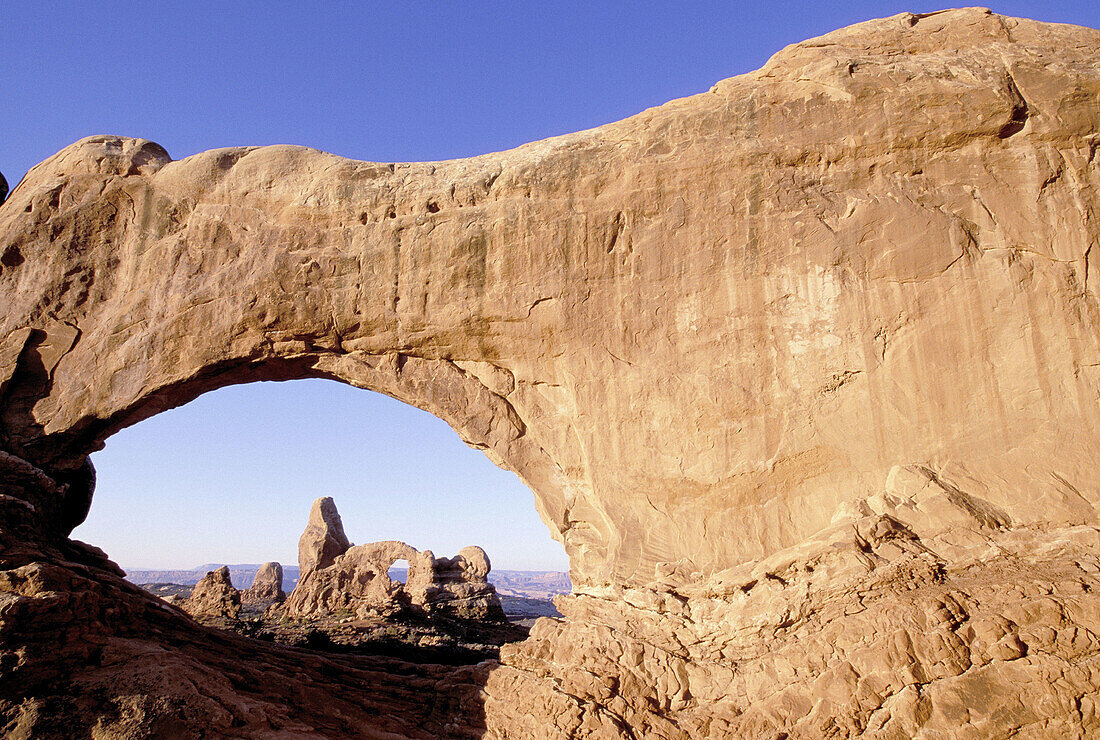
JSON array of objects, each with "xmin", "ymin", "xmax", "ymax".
[
  {"xmin": 283, "ymin": 498, "xmax": 505, "ymax": 620},
  {"xmin": 298, "ymin": 496, "xmax": 352, "ymax": 573},
  {"xmin": 241, "ymin": 561, "xmax": 285, "ymax": 609},
  {"xmin": 2, "ymin": 8, "xmax": 1100, "ymax": 738},
  {"xmin": 427, "ymin": 546, "xmax": 505, "ymax": 621},
  {"xmin": 184, "ymin": 566, "xmax": 241, "ymax": 620},
  {"xmin": 488, "ymin": 522, "xmax": 1100, "ymax": 738}
]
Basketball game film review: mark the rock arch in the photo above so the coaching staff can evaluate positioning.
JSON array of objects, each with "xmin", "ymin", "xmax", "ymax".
[
  {"xmin": 0, "ymin": 131, "xmax": 626, "ymax": 580},
  {"xmin": 4, "ymin": 9, "xmax": 1100, "ymax": 737}
]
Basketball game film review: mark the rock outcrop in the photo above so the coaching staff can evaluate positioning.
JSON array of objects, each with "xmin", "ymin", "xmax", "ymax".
[
  {"xmin": 426, "ymin": 546, "xmax": 505, "ymax": 621},
  {"xmin": 183, "ymin": 566, "xmax": 241, "ymax": 620},
  {"xmin": 283, "ymin": 498, "xmax": 505, "ymax": 621},
  {"xmin": 298, "ymin": 496, "xmax": 352, "ymax": 573},
  {"xmin": 2, "ymin": 8, "xmax": 1100, "ymax": 738},
  {"xmin": 241, "ymin": 561, "xmax": 285, "ymax": 609}
]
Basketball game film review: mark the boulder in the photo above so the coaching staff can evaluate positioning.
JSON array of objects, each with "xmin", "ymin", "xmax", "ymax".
[{"xmin": 424, "ymin": 546, "xmax": 505, "ymax": 621}]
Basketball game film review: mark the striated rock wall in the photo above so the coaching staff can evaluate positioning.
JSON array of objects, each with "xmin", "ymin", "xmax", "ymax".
[
  {"xmin": 2, "ymin": 8, "xmax": 1100, "ymax": 738},
  {"xmin": 487, "ymin": 508, "xmax": 1100, "ymax": 737},
  {"xmin": 3, "ymin": 10, "xmax": 1100, "ymax": 589}
]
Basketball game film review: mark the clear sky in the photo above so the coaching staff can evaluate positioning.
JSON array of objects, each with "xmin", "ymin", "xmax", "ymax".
[
  {"xmin": 78, "ymin": 380, "xmax": 566, "ymax": 571},
  {"xmin": 5, "ymin": 2, "xmax": 1098, "ymax": 571}
]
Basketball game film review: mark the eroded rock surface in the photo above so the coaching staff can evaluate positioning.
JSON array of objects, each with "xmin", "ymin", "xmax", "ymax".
[
  {"xmin": 298, "ymin": 496, "xmax": 352, "ymax": 573},
  {"xmin": 241, "ymin": 561, "xmax": 285, "ymax": 609},
  {"xmin": 427, "ymin": 546, "xmax": 505, "ymax": 621},
  {"xmin": 283, "ymin": 498, "xmax": 505, "ymax": 621},
  {"xmin": 184, "ymin": 565, "xmax": 241, "ymax": 620},
  {"xmin": 2, "ymin": 8, "xmax": 1100, "ymax": 738}
]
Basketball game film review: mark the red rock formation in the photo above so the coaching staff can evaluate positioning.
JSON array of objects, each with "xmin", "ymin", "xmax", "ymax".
[
  {"xmin": 297, "ymin": 497, "xmax": 351, "ymax": 573},
  {"xmin": 2, "ymin": 9, "xmax": 1100, "ymax": 737},
  {"xmin": 184, "ymin": 565, "xmax": 241, "ymax": 620},
  {"xmin": 241, "ymin": 561, "xmax": 285, "ymax": 610},
  {"xmin": 424, "ymin": 546, "xmax": 505, "ymax": 621},
  {"xmin": 282, "ymin": 498, "xmax": 505, "ymax": 621}
]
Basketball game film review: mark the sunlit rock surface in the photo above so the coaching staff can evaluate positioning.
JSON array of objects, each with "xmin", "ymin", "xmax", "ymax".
[
  {"xmin": 183, "ymin": 565, "xmax": 241, "ymax": 620},
  {"xmin": 297, "ymin": 496, "xmax": 352, "ymax": 574},
  {"xmin": 284, "ymin": 497, "xmax": 505, "ymax": 621},
  {"xmin": 2, "ymin": 8, "xmax": 1100, "ymax": 738},
  {"xmin": 241, "ymin": 561, "xmax": 285, "ymax": 610}
]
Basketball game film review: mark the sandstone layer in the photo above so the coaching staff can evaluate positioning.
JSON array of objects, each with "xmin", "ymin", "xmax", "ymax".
[
  {"xmin": 299, "ymin": 496, "xmax": 352, "ymax": 573},
  {"xmin": 2, "ymin": 8, "xmax": 1100, "ymax": 738}
]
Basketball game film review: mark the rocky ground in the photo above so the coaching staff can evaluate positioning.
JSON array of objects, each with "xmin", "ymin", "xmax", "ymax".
[
  {"xmin": 140, "ymin": 581, "xmax": 554, "ymax": 664},
  {"xmin": 128, "ymin": 566, "xmax": 572, "ymax": 599},
  {"xmin": 240, "ymin": 611, "xmax": 530, "ymax": 665}
]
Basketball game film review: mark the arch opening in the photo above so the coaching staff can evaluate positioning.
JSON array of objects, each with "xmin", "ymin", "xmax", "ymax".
[
  {"xmin": 73, "ymin": 376, "xmax": 570, "ymax": 662},
  {"xmin": 389, "ymin": 559, "xmax": 409, "ymax": 585}
]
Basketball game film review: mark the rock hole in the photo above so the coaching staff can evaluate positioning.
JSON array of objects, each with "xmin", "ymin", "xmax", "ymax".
[
  {"xmin": 1, "ymin": 245, "xmax": 23, "ymax": 268},
  {"xmin": 426, "ymin": 200, "xmax": 440, "ymax": 214},
  {"xmin": 73, "ymin": 378, "xmax": 571, "ymax": 662},
  {"xmin": 389, "ymin": 558, "xmax": 409, "ymax": 584},
  {"xmin": 998, "ymin": 103, "xmax": 1029, "ymax": 138}
]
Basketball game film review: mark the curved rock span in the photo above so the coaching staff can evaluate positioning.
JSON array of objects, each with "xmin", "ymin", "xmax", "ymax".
[
  {"xmin": 2, "ymin": 8, "xmax": 1100, "ymax": 738},
  {"xmin": 285, "ymin": 496, "xmax": 505, "ymax": 621}
]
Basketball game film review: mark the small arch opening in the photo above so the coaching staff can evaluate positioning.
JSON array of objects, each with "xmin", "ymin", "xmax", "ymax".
[{"xmin": 389, "ymin": 558, "xmax": 409, "ymax": 585}]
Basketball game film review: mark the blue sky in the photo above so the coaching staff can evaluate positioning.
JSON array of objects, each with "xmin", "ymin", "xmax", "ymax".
[{"xmin": 5, "ymin": 2, "xmax": 1097, "ymax": 571}]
